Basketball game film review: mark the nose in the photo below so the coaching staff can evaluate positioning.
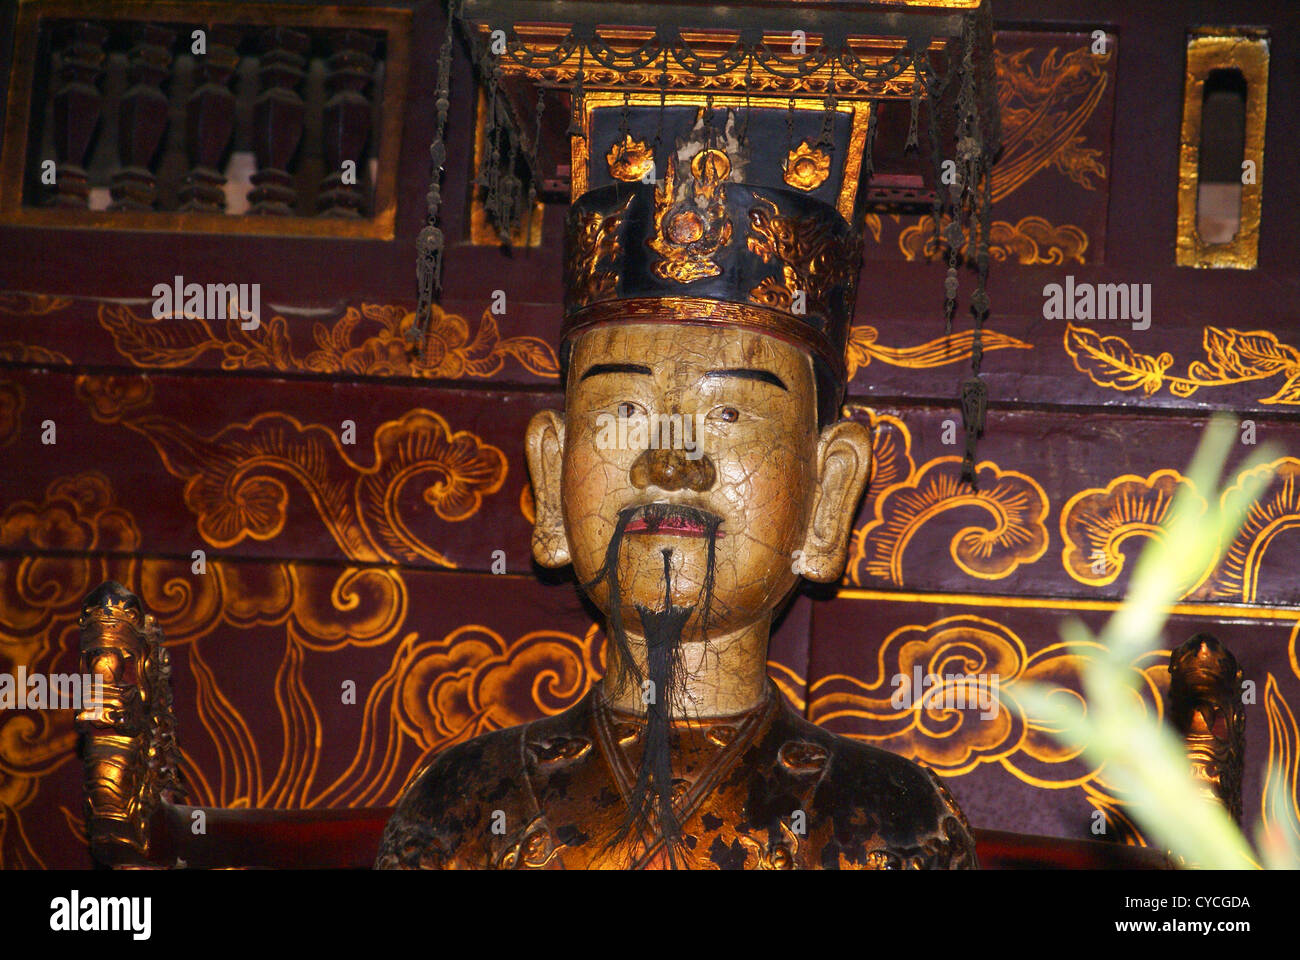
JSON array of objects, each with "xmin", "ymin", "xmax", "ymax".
[{"xmin": 629, "ymin": 446, "xmax": 716, "ymax": 492}]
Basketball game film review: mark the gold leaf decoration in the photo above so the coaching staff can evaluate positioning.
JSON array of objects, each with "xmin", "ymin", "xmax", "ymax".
[
  {"xmin": 782, "ymin": 140, "xmax": 831, "ymax": 191},
  {"xmin": 1065, "ymin": 323, "xmax": 1300, "ymax": 404},
  {"xmin": 606, "ymin": 134, "xmax": 655, "ymax": 182},
  {"xmin": 844, "ymin": 324, "xmax": 1031, "ymax": 381}
]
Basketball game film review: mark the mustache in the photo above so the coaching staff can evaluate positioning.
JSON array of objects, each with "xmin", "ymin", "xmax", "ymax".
[{"xmin": 624, "ymin": 502, "xmax": 724, "ymax": 537}]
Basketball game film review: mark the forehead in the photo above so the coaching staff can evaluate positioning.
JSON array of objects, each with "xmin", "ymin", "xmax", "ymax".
[{"xmin": 567, "ymin": 323, "xmax": 815, "ymax": 390}]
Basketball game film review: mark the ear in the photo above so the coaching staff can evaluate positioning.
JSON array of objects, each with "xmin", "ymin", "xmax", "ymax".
[
  {"xmin": 525, "ymin": 409, "xmax": 570, "ymax": 567},
  {"xmin": 798, "ymin": 418, "xmax": 873, "ymax": 582}
]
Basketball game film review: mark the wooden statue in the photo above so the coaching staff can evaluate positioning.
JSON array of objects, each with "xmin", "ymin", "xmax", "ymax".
[{"xmin": 377, "ymin": 100, "xmax": 980, "ymax": 867}]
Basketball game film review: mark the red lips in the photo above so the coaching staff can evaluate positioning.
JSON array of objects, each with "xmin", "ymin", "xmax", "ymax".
[{"xmin": 624, "ymin": 507, "xmax": 724, "ymax": 538}]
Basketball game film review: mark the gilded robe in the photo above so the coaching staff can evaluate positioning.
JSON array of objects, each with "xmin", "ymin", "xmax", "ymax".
[{"xmin": 376, "ymin": 680, "xmax": 977, "ymax": 869}]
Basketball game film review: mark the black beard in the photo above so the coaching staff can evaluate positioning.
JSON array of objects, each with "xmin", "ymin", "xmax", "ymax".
[{"xmin": 581, "ymin": 502, "xmax": 723, "ymax": 866}]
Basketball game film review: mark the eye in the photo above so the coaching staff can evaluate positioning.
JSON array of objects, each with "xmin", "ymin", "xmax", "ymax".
[
  {"xmin": 709, "ymin": 405, "xmax": 741, "ymax": 423},
  {"xmin": 616, "ymin": 401, "xmax": 644, "ymax": 419}
]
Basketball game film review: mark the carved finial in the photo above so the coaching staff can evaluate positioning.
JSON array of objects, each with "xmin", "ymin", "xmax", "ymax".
[{"xmin": 1167, "ymin": 633, "xmax": 1245, "ymax": 825}]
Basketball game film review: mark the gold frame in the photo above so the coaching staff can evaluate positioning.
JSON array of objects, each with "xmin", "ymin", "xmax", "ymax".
[
  {"xmin": 1175, "ymin": 28, "xmax": 1268, "ymax": 269},
  {"xmin": 0, "ymin": 0, "xmax": 412, "ymax": 240},
  {"xmin": 571, "ymin": 91, "xmax": 872, "ymax": 222},
  {"xmin": 475, "ymin": 24, "xmax": 937, "ymax": 99}
]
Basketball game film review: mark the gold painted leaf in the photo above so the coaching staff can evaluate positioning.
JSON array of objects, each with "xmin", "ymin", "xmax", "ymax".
[
  {"xmin": 497, "ymin": 337, "xmax": 560, "ymax": 378},
  {"xmin": 1063, "ymin": 323, "xmax": 1170, "ymax": 394},
  {"xmin": 1232, "ymin": 329, "xmax": 1300, "ymax": 375},
  {"xmin": 1260, "ymin": 372, "xmax": 1300, "ymax": 405}
]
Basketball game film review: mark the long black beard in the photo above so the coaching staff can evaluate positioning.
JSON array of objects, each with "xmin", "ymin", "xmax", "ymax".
[{"xmin": 581, "ymin": 503, "xmax": 722, "ymax": 867}]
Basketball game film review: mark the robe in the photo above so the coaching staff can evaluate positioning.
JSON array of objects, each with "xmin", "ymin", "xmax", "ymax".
[{"xmin": 375, "ymin": 679, "xmax": 977, "ymax": 869}]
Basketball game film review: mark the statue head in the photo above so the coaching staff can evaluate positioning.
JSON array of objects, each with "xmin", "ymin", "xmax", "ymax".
[{"xmin": 526, "ymin": 126, "xmax": 873, "ymax": 665}]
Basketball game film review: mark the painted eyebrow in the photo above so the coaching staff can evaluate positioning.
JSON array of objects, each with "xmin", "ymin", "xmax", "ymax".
[
  {"xmin": 703, "ymin": 368, "xmax": 788, "ymax": 390},
  {"xmin": 579, "ymin": 362, "xmax": 653, "ymax": 381}
]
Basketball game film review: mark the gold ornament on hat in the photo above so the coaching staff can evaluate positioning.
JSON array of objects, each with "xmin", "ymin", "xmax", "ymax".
[
  {"xmin": 606, "ymin": 134, "xmax": 656, "ymax": 182},
  {"xmin": 647, "ymin": 148, "xmax": 734, "ymax": 284},
  {"xmin": 782, "ymin": 140, "xmax": 832, "ymax": 191}
]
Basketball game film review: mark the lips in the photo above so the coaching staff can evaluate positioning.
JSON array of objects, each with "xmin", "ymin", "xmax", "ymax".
[{"xmin": 623, "ymin": 503, "xmax": 723, "ymax": 538}]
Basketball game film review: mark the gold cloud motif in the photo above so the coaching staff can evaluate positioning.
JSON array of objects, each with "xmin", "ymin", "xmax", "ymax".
[
  {"xmin": 393, "ymin": 624, "xmax": 602, "ymax": 751},
  {"xmin": 849, "ymin": 457, "xmax": 1050, "ymax": 585},
  {"xmin": 1205, "ymin": 458, "xmax": 1300, "ymax": 603},
  {"xmin": 899, "ymin": 214, "xmax": 1089, "ymax": 265},
  {"xmin": 809, "ymin": 615, "xmax": 1027, "ymax": 773},
  {"xmin": 1060, "ymin": 469, "xmax": 1210, "ymax": 591},
  {"xmin": 97, "ymin": 408, "xmax": 506, "ymax": 568}
]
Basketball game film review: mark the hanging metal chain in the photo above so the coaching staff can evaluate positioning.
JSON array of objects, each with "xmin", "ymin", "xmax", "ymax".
[
  {"xmin": 819, "ymin": 57, "xmax": 837, "ymax": 149},
  {"xmin": 954, "ymin": 12, "xmax": 990, "ymax": 488},
  {"xmin": 527, "ymin": 86, "xmax": 544, "ymax": 213},
  {"xmin": 411, "ymin": 0, "xmax": 463, "ymax": 353},
  {"xmin": 739, "ymin": 54, "xmax": 753, "ymax": 147}
]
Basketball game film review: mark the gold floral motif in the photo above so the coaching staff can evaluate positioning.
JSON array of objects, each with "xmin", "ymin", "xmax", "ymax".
[
  {"xmin": 606, "ymin": 134, "xmax": 655, "ymax": 182},
  {"xmin": 746, "ymin": 194, "xmax": 859, "ymax": 317},
  {"xmin": 647, "ymin": 149, "xmax": 733, "ymax": 284},
  {"xmin": 848, "ymin": 456, "xmax": 1050, "ymax": 586},
  {"xmin": 566, "ymin": 193, "xmax": 634, "ymax": 308},
  {"xmin": 94, "ymin": 301, "xmax": 558, "ymax": 380},
  {"xmin": 899, "ymin": 214, "xmax": 1089, "ymax": 265},
  {"xmin": 844, "ymin": 324, "xmax": 1031, "ymax": 381},
  {"xmin": 1064, "ymin": 323, "xmax": 1300, "ymax": 405},
  {"xmin": 75, "ymin": 375, "xmax": 153, "ymax": 422},
  {"xmin": 782, "ymin": 140, "xmax": 831, "ymax": 191}
]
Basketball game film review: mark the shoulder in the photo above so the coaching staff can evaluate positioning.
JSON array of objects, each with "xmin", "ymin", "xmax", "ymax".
[
  {"xmin": 778, "ymin": 708, "xmax": 978, "ymax": 869},
  {"xmin": 374, "ymin": 723, "xmax": 531, "ymax": 869}
]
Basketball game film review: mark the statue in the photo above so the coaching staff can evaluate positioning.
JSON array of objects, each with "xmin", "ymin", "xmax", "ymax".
[{"xmin": 377, "ymin": 99, "xmax": 979, "ymax": 869}]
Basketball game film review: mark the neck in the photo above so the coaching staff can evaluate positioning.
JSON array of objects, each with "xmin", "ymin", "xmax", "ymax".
[{"xmin": 601, "ymin": 618, "xmax": 771, "ymax": 718}]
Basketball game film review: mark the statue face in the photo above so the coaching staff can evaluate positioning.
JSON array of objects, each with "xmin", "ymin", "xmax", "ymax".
[{"xmin": 526, "ymin": 321, "xmax": 873, "ymax": 639}]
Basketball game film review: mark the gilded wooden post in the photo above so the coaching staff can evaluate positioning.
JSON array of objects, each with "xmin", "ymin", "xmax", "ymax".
[{"xmin": 77, "ymin": 581, "xmax": 184, "ymax": 867}]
